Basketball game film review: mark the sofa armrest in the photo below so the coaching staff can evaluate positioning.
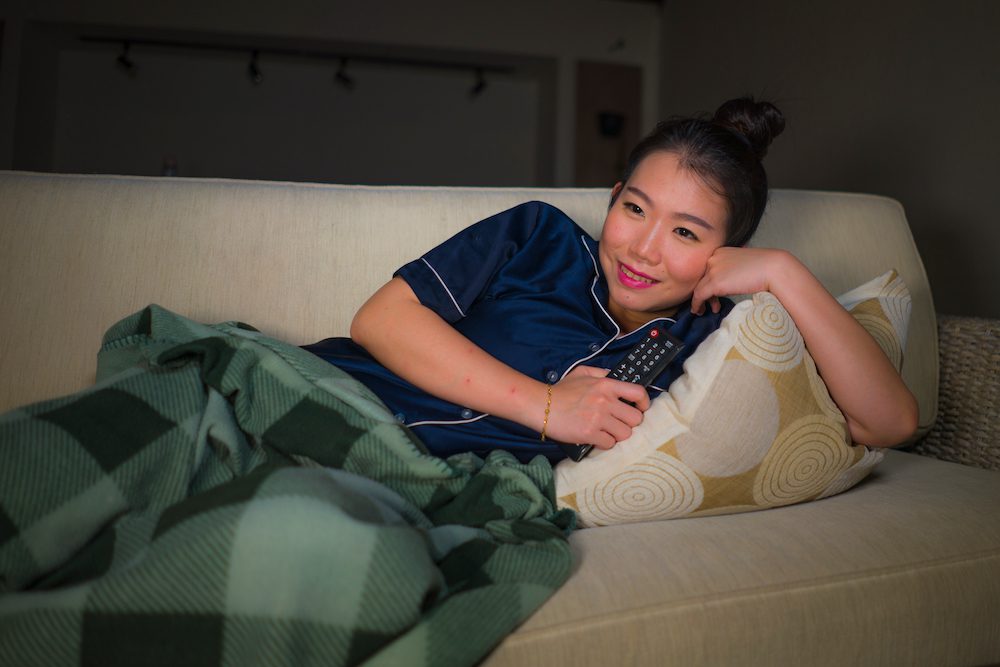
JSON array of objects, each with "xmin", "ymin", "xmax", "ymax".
[{"xmin": 908, "ymin": 313, "xmax": 1000, "ymax": 471}]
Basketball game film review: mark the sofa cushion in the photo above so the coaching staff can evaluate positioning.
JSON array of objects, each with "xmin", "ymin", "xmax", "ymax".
[
  {"xmin": 555, "ymin": 271, "xmax": 910, "ymax": 526},
  {"xmin": 486, "ymin": 450, "xmax": 1000, "ymax": 666},
  {"xmin": 0, "ymin": 175, "xmax": 937, "ymax": 438}
]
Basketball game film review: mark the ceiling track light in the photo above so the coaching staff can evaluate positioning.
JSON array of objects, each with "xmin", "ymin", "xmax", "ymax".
[
  {"xmin": 469, "ymin": 67, "xmax": 486, "ymax": 99},
  {"xmin": 248, "ymin": 50, "xmax": 262, "ymax": 85},
  {"xmin": 335, "ymin": 57, "xmax": 355, "ymax": 90},
  {"xmin": 116, "ymin": 41, "xmax": 135, "ymax": 75},
  {"xmin": 84, "ymin": 35, "xmax": 516, "ymax": 91}
]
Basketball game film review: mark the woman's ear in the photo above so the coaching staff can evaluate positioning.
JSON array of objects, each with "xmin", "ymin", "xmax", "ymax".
[{"xmin": 607, "ymin": 181, "xmax": 625, "ymax": 209}]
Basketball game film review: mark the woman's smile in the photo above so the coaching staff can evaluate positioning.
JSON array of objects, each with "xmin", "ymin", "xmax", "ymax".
[
  {"xmin": 618, "ymin": 262, "xmax": 658, "ymax": 288},
  {"xmin": 598, "ymin": 151, "xmax": 729, "ymax": 333}
]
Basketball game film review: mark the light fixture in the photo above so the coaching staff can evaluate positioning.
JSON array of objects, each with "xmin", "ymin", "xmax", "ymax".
[
  {"xmin": 83, "ymin": 35, "xmax": 518, "ymax": 95},
  {"xmin": 469, "ymin": 67, "xmax": 486, "ymax": 98},
  {"xmin": 248, "ymin": 50, "xmax": 262, "ymax": 85},
  {"xmin": 334, "ymin": 57, "xmax": 355, "ymax": 90},
  {"xmin": 116, "ymin": 41, "xmax": 135, "ymax": 75}
]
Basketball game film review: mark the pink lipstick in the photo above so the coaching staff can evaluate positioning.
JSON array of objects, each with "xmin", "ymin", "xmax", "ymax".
[{"xmin": 618, "ymin": 263, "xmax": 658, "ymax": 289}]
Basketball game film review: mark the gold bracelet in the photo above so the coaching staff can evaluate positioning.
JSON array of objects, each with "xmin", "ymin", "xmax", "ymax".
[{"xmin": 541, "ymin": 384, "xmax": 553, "ymax": 441}]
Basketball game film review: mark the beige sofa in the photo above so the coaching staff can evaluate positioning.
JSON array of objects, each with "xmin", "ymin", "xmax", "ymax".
[{"xmin": 1, "ymin": 171, "xmax": 998, "ymax": 665}]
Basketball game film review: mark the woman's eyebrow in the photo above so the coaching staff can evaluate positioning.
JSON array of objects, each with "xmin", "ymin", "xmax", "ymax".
[
  {"xmin": 624, "ymin": 185, "xmax": 654, "ymax": 207},
  {"xmin": 675, "ymin": 212, "xmax": 716, "ymax": 231},
  {"xmin": 625, "ymin": 185, "xmax": 715, "ymax": 231}
]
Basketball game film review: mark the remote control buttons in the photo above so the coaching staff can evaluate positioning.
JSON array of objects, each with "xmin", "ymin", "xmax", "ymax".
[{"xmin": 650, "ymin": 328, "xmax": 659, "ymax": 338}]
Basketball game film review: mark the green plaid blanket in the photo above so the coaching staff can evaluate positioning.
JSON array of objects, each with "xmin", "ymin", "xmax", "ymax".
[{"xmin": 0, "ymin": 305, "xmax": 575, "ymax": 666}]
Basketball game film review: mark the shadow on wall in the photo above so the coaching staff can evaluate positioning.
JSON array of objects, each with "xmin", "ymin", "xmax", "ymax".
[
  {"xmin": 830, "ymin": 123, "xmax": 983, "ymax": 318},
  {"xmin": 767, "ymin": 105, "xmax": 984, "ymax": 318},
  {"xmin": 13, "ymin": 22, "xmax": 558, "ymax": 187},
  {"xmin": 911, "ymin": 207, "xmax": 983, "ymax": 318}
]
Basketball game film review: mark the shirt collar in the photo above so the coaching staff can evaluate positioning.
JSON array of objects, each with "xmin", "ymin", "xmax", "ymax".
[
  {"xmin": 580, "ymin": 235, "xmax": 617, "ymax": 335},
  {"xmin": 582, "ymin": 234, "xmax": 678, "ymax": 340}
]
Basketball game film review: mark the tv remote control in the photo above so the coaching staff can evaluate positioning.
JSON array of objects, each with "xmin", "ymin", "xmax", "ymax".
[{"xmin": 559, "ymin": 325, "xmax": 684, "ymax": 462}]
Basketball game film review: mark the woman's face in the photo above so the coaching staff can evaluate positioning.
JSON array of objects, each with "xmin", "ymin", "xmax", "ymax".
[{"xmin": 599, "ymin": 151, "xmax": 729, "ymax": 333}]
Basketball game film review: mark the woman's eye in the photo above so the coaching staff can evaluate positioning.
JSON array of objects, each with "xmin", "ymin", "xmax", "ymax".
[
  {"xmin": 624, "ymin": 202, "xmax": 644, "ymax": 216},
  {"xmin": 675, "ymin": 227, "xmax": 699, "ymax": 240}
]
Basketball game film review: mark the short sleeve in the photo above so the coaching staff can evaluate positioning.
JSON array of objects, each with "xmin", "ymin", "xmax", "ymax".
[{"xmin": 394, "ymin": 201, "xmax": 554, "ymax": 323}]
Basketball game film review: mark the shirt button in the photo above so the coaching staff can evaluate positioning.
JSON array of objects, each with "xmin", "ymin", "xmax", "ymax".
[
  {"xmin": 546, "ymin": 370, "xmax": 560, "ymax": 383},
  {"xmin": 589, "ymin": 342, "xmax": 602, "ymax": 352},
  {"xmin": 393, "ymin": 412, "xmax": 406, "ymax": 423},
  {"xmin": 460, "ymin": 408, "xmax": 474, "ymax": 419}
]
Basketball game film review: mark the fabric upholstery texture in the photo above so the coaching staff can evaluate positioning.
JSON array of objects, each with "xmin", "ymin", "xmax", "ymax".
[
  {"xmin": 0, "ymin": 305, "xmax": 573, "ymax": 667},
  {"xmin": 0, "ymin": 174, "xmax": 936, "ymax": 437},
  {"xmin": 487, "ymin": 449, "xmax": 1000, "ymax": 667},
  {"xmin": 555, "ymin": 270, "xmax": 911, "ymax": 526},
  {"xmin": 1, "ymin": 172, "xmax": 997, "ymax": 666}
]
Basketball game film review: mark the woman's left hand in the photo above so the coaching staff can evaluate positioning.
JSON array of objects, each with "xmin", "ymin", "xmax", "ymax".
[
  {"xmin": 690, "ymin": 247, "xmax": 790, "ymax": 315},
  {"xmin": 689, "ymin": 245, "xmax": 919, "ymax": 447}
]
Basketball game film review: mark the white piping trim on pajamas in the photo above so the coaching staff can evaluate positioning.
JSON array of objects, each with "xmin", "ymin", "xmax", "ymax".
[
  {"xmin": 407, "ymin": 413, "xmax": 490, "ymax": 428},
  {"xmin": 422, "ymin": 257, "xmax": 466, "ymax": 318},
  {"xmin": 567, "ymin": 235, "xmax": 675, "ymax": 379},
  {"xmin": 406, "ymin": 235, "xmax": 678, "ymax": 430}
]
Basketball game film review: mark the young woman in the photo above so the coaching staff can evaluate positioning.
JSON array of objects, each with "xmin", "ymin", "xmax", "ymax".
[{"xmin": 304, "ymin": 97, "xmax": 918, "ymax": 462}]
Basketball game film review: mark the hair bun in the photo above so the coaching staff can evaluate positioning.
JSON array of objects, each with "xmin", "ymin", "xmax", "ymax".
[{"xmin": 713, "ymin": 97, "xmax": 785, "ymax": 159}]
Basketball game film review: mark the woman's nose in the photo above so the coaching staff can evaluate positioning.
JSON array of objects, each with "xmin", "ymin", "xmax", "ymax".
[{"xmin": 630, "ymin": 225, "xmax": 663, "ymax": 264}]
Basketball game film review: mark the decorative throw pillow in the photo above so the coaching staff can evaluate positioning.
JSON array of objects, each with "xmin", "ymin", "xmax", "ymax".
[{"xmin": 555, "ymin": 270, "xmax": 911, "ymax": 528}]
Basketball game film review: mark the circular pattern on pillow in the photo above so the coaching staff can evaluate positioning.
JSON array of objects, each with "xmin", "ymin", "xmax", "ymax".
[
  {"xmin": 880, "ymin": 284, "xmax": 911, "ymax": 345},
  {"xmin": 817, "ymin": 447, "xmax": 885, "ymax": 499},
  {"xmin": 735, "ymin": 293, "xmax": 803, "ymax": 372},
  {"xmin": 854, "ymin": 311, "xmax": 903, "ymax": 371},
  {"xmin": 753, "ymin": 415, "xmax": 851, "ymax": 506},
  {"xmin": 578, "ymin": 451, "xmax": 703, "ymax": 525},
  {"xmin": 555, "ymin": 270, "xmax": 909, "ymax": 527}
]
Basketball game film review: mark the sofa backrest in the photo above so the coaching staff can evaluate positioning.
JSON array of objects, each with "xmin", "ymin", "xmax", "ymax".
[{"xmin": 0, "ymin": 171, "xmax": 937, "ymax": 436}]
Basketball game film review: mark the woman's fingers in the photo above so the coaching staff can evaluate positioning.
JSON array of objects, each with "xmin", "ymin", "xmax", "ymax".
[
  {"xmin": 565, "ymin": 364, "xmax": 609, "ymax": 380},
  {"xmin": 587, "ymin": 430, "xmax": 618, "ymax": 450},
  {"xmin": 610, "ymin": 395, "xmax": 645, "ymax": 427},
  {"xmin": 614, "ymin": 380, "xmax": 650, "ymax": 411},
  {"xmin": 691, "ymin": 276, "xmax": 722, "ymax": 316},
  {"xmin": 547, "ymin": 369, "xmax": 650, "ymax": 447},
  {"xmin": 598, "ymin": 409, "xmax": 638, "ymax": 446}
]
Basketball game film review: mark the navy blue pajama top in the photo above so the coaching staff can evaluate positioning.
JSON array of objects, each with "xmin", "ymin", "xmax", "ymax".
[{"xmin": 302, "ymin": 201, "xmax": 733, "ymax": 462}]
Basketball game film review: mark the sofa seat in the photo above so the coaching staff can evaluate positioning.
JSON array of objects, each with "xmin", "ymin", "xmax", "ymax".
[
  {"xmin": 486, "ymin": 450, "xmax": 1000, "ymax": 666},
  {"xmin": 1, "ymin": 172, "xmax": 997, "ymax": 665}
]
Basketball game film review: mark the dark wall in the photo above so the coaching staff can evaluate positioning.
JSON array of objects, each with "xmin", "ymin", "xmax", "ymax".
[
  {"xmin": 661, "ymin": 0, "xmax": 1000, "ymax": 319},
  {"xmin": 0, "ymin": 1, "xmax": 664, "ymax": 185},
  {"xmin": 12, "ymin": 23, "xmax": 552, "ymax": 186}
]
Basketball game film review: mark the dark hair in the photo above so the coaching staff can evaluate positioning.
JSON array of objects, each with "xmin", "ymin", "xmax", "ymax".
[{"xmin": 613, "ymin": 97, "xmax": 786, "ymax": 247}]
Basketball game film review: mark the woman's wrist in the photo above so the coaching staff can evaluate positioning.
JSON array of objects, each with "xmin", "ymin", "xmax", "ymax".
[
  {"xmin": 479, "ymin": 374, "xmax": 556, "ymax": 438},
  {"xmin": 540, "ymin": 384, "xmax": 554, "ymax": 441},
  {"xmin": 519, "ymin": 378, "xmax": 558, "ymax": 439}
]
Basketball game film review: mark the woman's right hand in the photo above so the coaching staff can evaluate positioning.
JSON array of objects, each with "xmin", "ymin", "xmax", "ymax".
[
  {"xmin": 544, "ymin": 365, "xmax": 650, "ymax": 449},
  {"xmin": 353, "ymin": 278, "xmax": 651, "ymax": 450}
]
